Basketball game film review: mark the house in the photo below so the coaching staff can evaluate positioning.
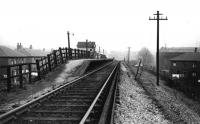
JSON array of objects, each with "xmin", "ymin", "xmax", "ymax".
[
  {"xmin": 0, "ymin": 43, "xmax": 50, "ymax": 78},
  {"xmin": 77, "ymin": 41, "xmax": 97, "ymax": 58},
  {"xmin": 169, "ymin": 51, "xmax": 200, "ymax": 85},
  {"xmin": 77, "ymin": 41, "xmax": 96, "ymax": 52},
  {"xmin": 16, "ymin": 43, "xmax": 50, "ymax": 72},
  {"xmin": 159, "ymin": 47, "xmax": 200, "ymax": 71},
  {"xmin": 0, "ymin": 45, "xmax": 26, "ymax": 77}
]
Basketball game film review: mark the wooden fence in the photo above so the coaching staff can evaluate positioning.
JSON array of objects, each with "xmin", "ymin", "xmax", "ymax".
[{"xmin": 0, "ymin": 47, "xmax": 92, "ymax": 92}]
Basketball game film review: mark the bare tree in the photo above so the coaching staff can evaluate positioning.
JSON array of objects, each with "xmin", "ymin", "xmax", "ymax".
[{"xmin": 137, "ymin": 47, "xmax": 154, "ymax": 67}]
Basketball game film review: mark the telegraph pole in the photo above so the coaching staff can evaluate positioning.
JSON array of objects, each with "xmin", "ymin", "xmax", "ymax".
[
  {"xmin": 127, "ymin": 47, "xmax": 131, "ymax": 63},
  {"xmin": 149, "ymin": 11, "xmax": 168, "ymax": 86},
  {"xmin": 67, "ymin": 31, "xmax": 70, "ymax": 48}
]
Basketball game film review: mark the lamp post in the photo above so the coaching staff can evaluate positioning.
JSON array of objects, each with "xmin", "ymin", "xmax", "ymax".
[{"xmin": 67, "ymin": 31, "xmax": 74, "ymax": 49}]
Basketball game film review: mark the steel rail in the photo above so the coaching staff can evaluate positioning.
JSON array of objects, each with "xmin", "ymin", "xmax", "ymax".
[
  {"xmin": 98, "ymin": 62, "xmax": 120, "ymax": 124},
  {"xmin": 79, "ymin": 62, "xmax": 119, "ymax": 124},
  {"xmin": 0, "ymin": 61, "xmax": 113, "ymax": 123}
]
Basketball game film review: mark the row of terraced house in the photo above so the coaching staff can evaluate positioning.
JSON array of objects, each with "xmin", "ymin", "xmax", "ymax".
[{"xmin": 0, "ymin": 43, "xmax": 50, "ymax": 78}]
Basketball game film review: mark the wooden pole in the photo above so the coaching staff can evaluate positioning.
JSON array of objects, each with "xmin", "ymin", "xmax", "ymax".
[
  {"xmin": 7, "ymin": 66, "xmax": 11, "ymax": 92},
  {"xmin": 36, "ymin": 59, "xmax": 41, "ymax": 80},
  {"xmin": 19, "ymin": 64, "xmax": 23, "ymax": 88},
  {"xmin": 28, "ymin": 63, "xmax": 32, "ymax": 83}
]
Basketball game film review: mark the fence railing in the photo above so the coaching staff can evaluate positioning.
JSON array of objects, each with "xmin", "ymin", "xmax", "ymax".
[{"xmin": 0, "ymin": 47, "xmax": 92, "ymax": 92}]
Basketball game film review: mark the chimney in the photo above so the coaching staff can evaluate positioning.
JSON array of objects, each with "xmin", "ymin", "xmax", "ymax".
[
  {"xmin": 195, "ymin": 47, "xmax": 197, "ymax": 53},
  {"xmin": 29, "ymin": 45, "xmax": 32, "ymax": 49},
  {"xmin": 19, "ymin": 43, "xmax": 22, "ymax": 49},
  {"xmin": 17, "ymin": 43, "xmax": 19, "ymax": 49}
]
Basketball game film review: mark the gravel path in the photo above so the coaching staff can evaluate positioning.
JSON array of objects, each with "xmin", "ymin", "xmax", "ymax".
[{"xmin": 114, "ymin": 63, "xmax": 170, "ymax": 124}]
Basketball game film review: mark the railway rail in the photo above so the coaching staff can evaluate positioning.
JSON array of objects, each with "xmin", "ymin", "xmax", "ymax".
[{"xmin": 0, "ymin": 60, "xmax": 120, "ymax": 124}]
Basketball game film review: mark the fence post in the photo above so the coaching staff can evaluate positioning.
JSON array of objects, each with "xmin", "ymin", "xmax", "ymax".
[
  {"xmin": 88, "ymin": 51, "xmax": 90, "ymax": 58},
  {"xmin": 19, "ymin": 64, "xmax": 23, "ymax": 88},
  {"xmin": 81, "ymin": 50, "xmax": 83, "ymax": 58},
  {"xmin": 41, "ymin": 58, "xmax": 44, "ymax": 75},
  {"xmin": 7, "ymin": 66, "xmax": 11, "ymax": 92},
  {"xmin": 77, "ymin": 49, "xmax": 80, "ymax": 59},
  {"xmin": 28, "ymin": 63, "xmax": 32, "ymax": 84},
  {"xmin": 69, "ymin": 48, "xmax": 72, "ymax": 59},
  {"xmin": 47, "ymin": 54, "xmax": 52, "ymax": 72},
  {"xmin": 74, "ymin": 49, "xmax": 77, "ymax": 59},
  {"xmin": 36, "ymin": 60, "xmax": 41, "ymax": 80},
  {"xmin": 84, "ymin": 51, "xmax": 86, "ymax": 58},
  {"xmin": 80, "ymin": 50, "xmax": 82, "ymax": 58},
  {"xmin": 65, "ymin": 48, "xmax": 68, "ymax": 62},
  {"xmin": 53, "ymin": 50, "xmax": 57, "ymax": 66},
  {"xmin": 59, "ymin": 47, "xmax": 64, "ymax": 63},
  {"xmin": 45, "ymin": 57, "xmax": 48, "ymax": 73}
]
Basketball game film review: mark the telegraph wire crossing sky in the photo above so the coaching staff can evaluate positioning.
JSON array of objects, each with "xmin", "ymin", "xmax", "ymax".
[{"xmin": 0, "ymin": 0, "xmax": 200, "ymax": 53}]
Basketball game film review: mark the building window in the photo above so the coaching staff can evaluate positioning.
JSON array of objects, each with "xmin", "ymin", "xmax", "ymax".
[
  {"xmin": 172, "ymin": 74, "xmax": 179, "ymax": 79},
  {"xmin": 173, "ymin": 62, "xmax": 176, "ymax": 66},
  {"xmin": 11, "ymin": 60, "xmax": 14, "ymax": 65},
  {"xmin": 13, "ymin": 60, "xmax": 16, "ymax": 64},
  {"xmin": 192, "ymin": 63, "xmax": 196, "ymax": 68},
  {"xmin": 192, "ymin": 72, "xmax": 196, "ymax": 77}
]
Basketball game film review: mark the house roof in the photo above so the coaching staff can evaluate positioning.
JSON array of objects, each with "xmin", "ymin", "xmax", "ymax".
[
  {"xmin": 160, "ymin": 47, "xmax": 200, "ymax": 53},
  {"xmin": 170, "ymin": 52, "xmax": 200, "ymax": 61},
  {"xmin": 77, "ymin": 42, "xmax": 96, "ymax": 48},
  {"xmin": 17, "ymin": 48, "xmax": 49, "ymax": 57},
  {"xmin": 0, "ymin": 45, "xmax": 26, "ymax": 57}
]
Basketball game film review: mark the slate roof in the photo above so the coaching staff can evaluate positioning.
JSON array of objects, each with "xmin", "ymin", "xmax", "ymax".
[
  {"xmin": 77, "ymin": 42, "xmax": 96, "ymax": 48},
  {"xmin": 170, "ymin": 52, "xmax": 200, "ymax": 61},
  {"xmin": 0, "ymin": 45, "xmax": 26, "ymax": 57},
  {"xmin": 160, "ymin": 47, "xmax": 200, "ymax": 52},
  {"xmin": 17, "ymin": 48, "xmax": 49, "ymax": 57}
]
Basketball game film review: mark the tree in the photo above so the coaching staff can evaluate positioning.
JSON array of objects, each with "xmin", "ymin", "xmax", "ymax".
[{"xmin": 137, "ymin": 47, "xmax": 154, "ymax": 67}]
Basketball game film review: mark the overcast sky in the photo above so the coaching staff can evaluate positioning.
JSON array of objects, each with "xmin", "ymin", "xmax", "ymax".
[{"xmin": 0, "ymin": 0, "xmax": 200, "ymax": 53}]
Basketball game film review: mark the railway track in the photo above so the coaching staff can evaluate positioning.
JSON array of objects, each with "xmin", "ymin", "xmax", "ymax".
[{"xmin": 0, "ymin": 61, "xmax": 120, "ymax": 124}]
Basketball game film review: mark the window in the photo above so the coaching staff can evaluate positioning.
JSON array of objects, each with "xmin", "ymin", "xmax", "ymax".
[
  {"xmin": 173, "ymin": 62, "xmax": 176, "ymax": 66},
  {"xmin": 192, "ymin": 63, "xmax": 196, "ymax": 68},
  {"xmin": 13, "ymin": 60, "xmax": 16, "ymax": 64},
  {"xmin": 172, "ymin": 74, "xmax": 179, "ymax": 79},
  {"xmin": 192, "ymin": 72, "xmax": 196, "ymax": 77},
  {"xmin": 10, "ymin": 60, "xmax": 14, "ymax": 65}
]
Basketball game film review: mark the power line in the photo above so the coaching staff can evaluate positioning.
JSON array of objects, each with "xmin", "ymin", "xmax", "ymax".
[{"xmin": 149, "ymin": 11, "xmax": 168, "ymax": 86}]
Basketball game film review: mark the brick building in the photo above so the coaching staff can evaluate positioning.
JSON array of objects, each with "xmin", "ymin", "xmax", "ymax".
[
  {"xmin": 77, "ymin": 41, "xmax": 96, "ymax": 52},
  {"xmin": 77, "ymin": 41, "xmax": 97, "ymax": 58},
  {"xmin": 0, "ymin": 45, "xmax": 26, "ymax": 77},
  {"xmin": 170, "ymin": 51, "xmax": 200, "ymax": 85},
  {"xmin": 159, "ymin": 47, "xmax": 200, "ymax": 71}
]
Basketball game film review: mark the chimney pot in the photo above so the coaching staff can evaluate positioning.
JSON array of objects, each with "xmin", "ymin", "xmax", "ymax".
[{"xmin": 195, "ymin": 48, "xmax": 197, "ymax": 53}]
